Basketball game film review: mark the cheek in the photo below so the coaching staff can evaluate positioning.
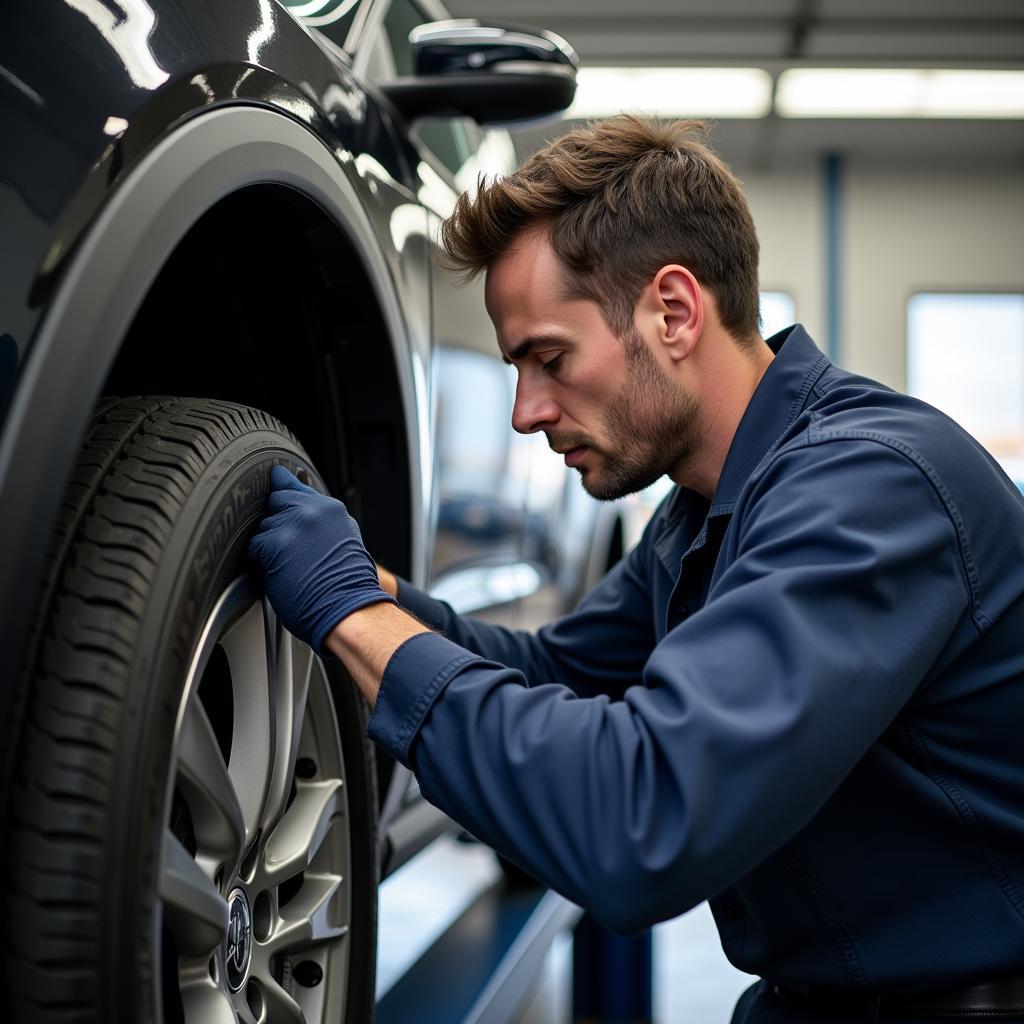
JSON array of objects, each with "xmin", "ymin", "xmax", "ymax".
[{"xmin": 564, "ymin": 367, "xmax": 616, "ymax": 413}]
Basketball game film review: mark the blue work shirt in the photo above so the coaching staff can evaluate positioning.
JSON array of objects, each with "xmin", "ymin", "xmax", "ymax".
[{"xmin": 368, "ymin": 325, "xmax": 1024, "ymax": 990}]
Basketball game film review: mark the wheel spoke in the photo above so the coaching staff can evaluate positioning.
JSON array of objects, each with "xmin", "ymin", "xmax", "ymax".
[
  {"xmin": 259, "ymin": 976, "xmax": 309, "ymax": 1024},
  {"xmin": 267, "ymin": 872, "xmax": 347, "ymax": 954},
  {"xmin": 219, "ymin": 601, "xmax": 276, "ymax": 845},
  {"xmin": 179, "ymin": 977, "xmax": 237, "ymax": 1024},
  {"xmin": 263, "ymin": 780, "xmax": 344, "ymax": 884},
  {"xmin": 263, "ymin": 620, "xmax": 314, "ymax": 829},
  {"xmin": 160, "ymin": 831, "xmax": 228, "ymax": 957},
  {"xmin": 177, "ymin": 696, "xmax": 245, "ymax": 863}
]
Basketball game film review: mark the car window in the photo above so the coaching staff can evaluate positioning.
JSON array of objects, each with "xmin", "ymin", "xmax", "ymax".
[
  {"xmin": 431, "ymin": 347, "xmax": 525, "ymax": 578},
  {"xmin": 367, "ymin": 0, "xmax": 484, "ymax": 179},
  {"xmin": 279, "ymin": 0, "xmax": 362, "ymax": 52},
  {"xmin": 417, "ymin": 121, "xmax": 479, "ymax": 179},
  {"xmin": 382, "ymin": 0, "xmax": 421, "ymax": 77}
]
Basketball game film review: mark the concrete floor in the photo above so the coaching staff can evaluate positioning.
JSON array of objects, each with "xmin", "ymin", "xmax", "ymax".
[
  {"xmin": 377, "ymin": 836, "xmax": 756, "ymax": 1023},
  {"xmin": 652, "ymin": 903, "xmax": 757, "ymax": 1024},
  {"xmin": 515, "ymin": 903, "xmax": 756, "ymax": 1024},
  {"xmin": 382, "ymin": 561, "xmax": 760, "ymax": 1021},
  {"xmin": 376, "ymin": 835, "xmax": 503, "ymax": 999}
]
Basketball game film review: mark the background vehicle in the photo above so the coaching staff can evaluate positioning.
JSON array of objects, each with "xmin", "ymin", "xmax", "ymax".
[{"xmin": 0, "ymin": 2, "xmax": 608, "ymax": 1020}]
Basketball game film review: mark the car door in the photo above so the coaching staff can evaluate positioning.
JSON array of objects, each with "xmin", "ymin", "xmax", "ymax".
[{"xmin": 357, "ymin": 0, "xmax": 545, "ymax": 624}]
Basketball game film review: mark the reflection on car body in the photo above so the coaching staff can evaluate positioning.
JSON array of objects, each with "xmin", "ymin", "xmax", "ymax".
[{"xmin": 0, "ymin": 1, "xmax": 593, "ymax": 1021}]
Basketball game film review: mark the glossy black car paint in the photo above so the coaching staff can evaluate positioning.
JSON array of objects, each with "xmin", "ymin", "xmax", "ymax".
[
  {"xmin": 0, "ymin": 0, "xmax": 437, "ymax": 741},
  {"xmin": 0, "ymin": 1, "xmax": 411, "ymax": 373},
  {"xmin": 0, "ymin": 0, "xmax": 602, "ymax": 875}
]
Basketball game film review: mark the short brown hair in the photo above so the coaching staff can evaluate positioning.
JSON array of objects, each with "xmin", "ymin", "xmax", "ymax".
[{"xmin": 441, "ymin": 115, "xmax": 761, "ymax": 344}]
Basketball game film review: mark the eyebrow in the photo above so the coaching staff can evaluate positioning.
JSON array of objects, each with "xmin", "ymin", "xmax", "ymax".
[{"xmin": 501, "ymin": 334, "xmax": 569, "ymax": 365}]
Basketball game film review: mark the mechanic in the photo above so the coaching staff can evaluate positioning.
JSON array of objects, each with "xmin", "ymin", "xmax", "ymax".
[{"xmin": 249, "ymin": 115, "xmax": 1024, "ymax": 1023}]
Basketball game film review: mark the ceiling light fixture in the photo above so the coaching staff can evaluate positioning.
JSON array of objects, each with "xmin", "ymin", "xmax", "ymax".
[
  {"xmin": 776, "ymin": 68, "xmax": 1024, "ymax": 118},
  {"xmin": 567, "ymin": 67, "xmax": 773, "ymax": 119}
]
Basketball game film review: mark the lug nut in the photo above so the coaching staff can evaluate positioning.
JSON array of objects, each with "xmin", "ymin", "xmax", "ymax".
[{"xmin": 293, "ymin": 960, "xmax": 324, "ymax": 988}]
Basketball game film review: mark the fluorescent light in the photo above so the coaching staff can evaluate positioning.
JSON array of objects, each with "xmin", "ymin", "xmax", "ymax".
[
  {"xmin": 567, "ymin": 67, "xmax": 773, "ymax": 119},
  {"xmin": 927, "ymin": 71, "xmax": 1024, "ymax": 118},
  {"xmin": 777, "ymin": 68, "xmax": 1024, "ymax": 118}
]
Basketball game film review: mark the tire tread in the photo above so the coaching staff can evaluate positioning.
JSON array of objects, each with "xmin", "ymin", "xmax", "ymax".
[{"xmin": 6, "ymin": 397, "xmax": 296, "ymax": 1021}]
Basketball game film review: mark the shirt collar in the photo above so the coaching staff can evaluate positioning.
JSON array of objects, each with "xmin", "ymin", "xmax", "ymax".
[
  {"xmin": 653, "ymin": 325, "xmax": 830, "ymax": 574},
  {"xmin": 660, "ymin": 324, "xmax": 830, "ymax": 520},
  {"xmin": 709, "ymin": 323, "xmax": 830, "ymax": 513}
]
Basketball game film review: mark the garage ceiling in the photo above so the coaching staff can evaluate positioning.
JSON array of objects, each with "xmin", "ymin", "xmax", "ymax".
[{"xmin": 442, "ymin": 0, "xmax": 1024, "ymax": 171}]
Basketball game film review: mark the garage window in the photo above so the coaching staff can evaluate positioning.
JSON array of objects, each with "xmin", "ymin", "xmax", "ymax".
[{"xmin": 907, "ymin": 292, "xmax": 1024, "ymax": 490}]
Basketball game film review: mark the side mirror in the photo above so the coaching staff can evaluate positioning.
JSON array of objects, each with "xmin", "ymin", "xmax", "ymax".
[{"xmin": 379, "ymin": 19, "xmax": 578, "ymax": 125}]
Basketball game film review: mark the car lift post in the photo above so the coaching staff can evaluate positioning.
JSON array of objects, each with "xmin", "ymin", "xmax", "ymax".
[{"xmin": 572, "ymin": 915, "xmax": 653, "ymax": 1023}]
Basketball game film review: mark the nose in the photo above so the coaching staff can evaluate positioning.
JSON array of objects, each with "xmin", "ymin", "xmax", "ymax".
[{"xmin": 511, "ymin": 378, "xmax": 560, "ymax": 435}]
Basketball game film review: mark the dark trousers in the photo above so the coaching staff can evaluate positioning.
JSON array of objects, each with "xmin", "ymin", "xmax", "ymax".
[{"xmin": 730, "ymin": 980, "xmax": 1024, "ymax": 1024}]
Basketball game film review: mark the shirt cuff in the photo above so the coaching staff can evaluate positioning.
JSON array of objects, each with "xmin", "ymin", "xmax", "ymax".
[{"xmin": 367, "ymin": 630, "xmax": 478, "ymax": 768}]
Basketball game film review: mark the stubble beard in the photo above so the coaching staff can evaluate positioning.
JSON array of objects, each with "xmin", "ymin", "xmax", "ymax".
[{"xmin": 556, "ymin": 332, "xmax": 703, "ymax": 501}]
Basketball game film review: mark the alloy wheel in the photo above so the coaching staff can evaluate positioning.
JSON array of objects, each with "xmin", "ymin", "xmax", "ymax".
[{"xmin": 157, "ymin": 576, "xmax": 352, "ymax": 1023}]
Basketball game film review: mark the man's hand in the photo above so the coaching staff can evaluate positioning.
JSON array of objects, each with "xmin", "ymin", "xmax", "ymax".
[{"xmin": 248, "ymin": 466, "xmax": 396, "ymax": 654}]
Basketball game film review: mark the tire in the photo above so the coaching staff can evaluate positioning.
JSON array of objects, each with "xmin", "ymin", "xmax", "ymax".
[{"xmin": 5, "ymin": 397, "xmax": 378, "ymax": 1024}]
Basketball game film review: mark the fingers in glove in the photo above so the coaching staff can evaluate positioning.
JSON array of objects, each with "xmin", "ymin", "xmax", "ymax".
[
  {"xmin": 252, "ymin": 508, "xmax": 295, "ymax": 534},
  {"xmin": 248, "ymin": 511, "xmax": 300, "ymax": 565},
  {"xmin": 248, "ymin": 530, "xmax": 269, "ymax": 566},
  {"xmin": 270, "ymin": 464, "xmax": 320, "ymax": 495},
  {"xmin": 266, "ymin": 489, "xmax": 311, "ymax": 515}
]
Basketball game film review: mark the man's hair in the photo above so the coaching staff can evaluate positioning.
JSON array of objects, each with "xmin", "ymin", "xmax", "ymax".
[{"xmin": 440, "ymin": 115, "xmax": 761, "ymax": 345}]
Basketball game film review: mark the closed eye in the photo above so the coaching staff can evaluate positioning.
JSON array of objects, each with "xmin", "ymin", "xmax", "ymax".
[{"xmin": 541, "ymin": 354, "xmax": 564, "ymax": 374}]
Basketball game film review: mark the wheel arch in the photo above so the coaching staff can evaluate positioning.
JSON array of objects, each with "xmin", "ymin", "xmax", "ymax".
[
  {"xmin": 103, "ymin": 182, "xmax": 418, "ymax": 579},
  {"xmin": 0, "ymin": 105, "xmax": 424, "ymax": 710}
]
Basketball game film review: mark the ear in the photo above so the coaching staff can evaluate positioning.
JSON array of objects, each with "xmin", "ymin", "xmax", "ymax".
[{"xmin": 645, "ymin": 265, "xmax": 703, "ymax": 362}]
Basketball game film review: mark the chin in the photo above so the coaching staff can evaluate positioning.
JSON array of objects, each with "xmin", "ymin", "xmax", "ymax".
[
  {"xmin": 579, "ymin": 472, "xmax": 625, "ymax": 502},
  {"xmin": 582, "ymin": 460, "xmax": 668, "ymax": 501}
]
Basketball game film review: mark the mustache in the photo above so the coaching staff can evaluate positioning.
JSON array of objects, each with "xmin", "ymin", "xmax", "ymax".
[{"xmin": 546, "ymin": 433, "xmax": 598, "ymax": 454}]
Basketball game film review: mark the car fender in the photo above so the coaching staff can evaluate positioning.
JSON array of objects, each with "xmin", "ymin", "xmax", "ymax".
[{"xmin": 0, "ymin": 104, "xmax": 426, "ymax": 708}]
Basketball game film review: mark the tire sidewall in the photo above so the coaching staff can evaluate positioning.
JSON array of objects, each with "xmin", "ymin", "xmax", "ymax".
[{"xmin": 105, "ymin": 429, "xmax": 375, "ymax": 1022}]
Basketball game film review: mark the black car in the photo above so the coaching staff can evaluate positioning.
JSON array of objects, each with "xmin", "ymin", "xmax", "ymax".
[{"xmin": 0, "ymin": 3, "xmax": 601, "ymax": 1021}]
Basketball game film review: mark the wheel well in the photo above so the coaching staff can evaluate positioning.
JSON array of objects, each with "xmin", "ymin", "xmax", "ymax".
[{"xmin": 102, "ymin": 184, "xmax": 413, "ymax": 575}]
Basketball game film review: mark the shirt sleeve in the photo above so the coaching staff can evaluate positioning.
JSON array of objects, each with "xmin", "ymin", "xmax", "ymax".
[
  {"xmin": 369, "ymin": 439, "xmax": 970, "ymax": 934},
  {"xmin": 393, "ymin": 527, "xmax": 660, "ymax": 700}
]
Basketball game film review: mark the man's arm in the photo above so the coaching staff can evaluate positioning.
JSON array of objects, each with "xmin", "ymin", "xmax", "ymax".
[
  {"xmin": 358, "ymin": 440, "xmax": 970, "ymax": 933},
  {"xmin": 249, "ymin": 467, "xmax": 655, "ymax": 703},
  {"xmin": 254, "ymin": 447, "xmax": 968, "ymax": 935},
  {"xmin": 325, "ymin": 600, "xmax": 425, "ymax": 705},
  {"xmin": 373, "ymin": 534, "xmax": 661, "ymax": 701}
]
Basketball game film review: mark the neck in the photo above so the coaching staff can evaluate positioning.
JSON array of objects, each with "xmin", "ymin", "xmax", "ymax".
[{"xmin": 670, "ymin": 336, "xmax": 774, "ymax": 499}]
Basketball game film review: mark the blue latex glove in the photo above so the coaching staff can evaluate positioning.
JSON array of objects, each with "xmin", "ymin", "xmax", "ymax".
[{"xmin": 248, "ymin": 465, "xmax": 396, "ymax": 654}]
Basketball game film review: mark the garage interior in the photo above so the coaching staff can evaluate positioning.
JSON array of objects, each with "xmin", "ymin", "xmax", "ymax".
[
  {"xmin": 373, "ymin": 1, "xmax": 1024, "ymax": 1021},
  {"xmin": 3, "ymin": 0, "xmax": 1023, "ymax": 1022}
]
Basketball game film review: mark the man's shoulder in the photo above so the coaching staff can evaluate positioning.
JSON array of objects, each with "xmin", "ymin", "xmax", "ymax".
[
  {"xmin": 789, "ymin": 369, "xmax": 997, "ymax": 485},
  {"xmin": 753, "ymin": 369, "xmax": 1024, "ymax": 576},
  {"xmin": 738, "ymin": 364, "xmax": 1024, "ymax": 636}
]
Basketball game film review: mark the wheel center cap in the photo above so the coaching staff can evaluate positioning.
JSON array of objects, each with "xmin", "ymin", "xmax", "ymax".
[{"xmin": 224, "ymin": 887, "xmax": 252, "ymax": 991}]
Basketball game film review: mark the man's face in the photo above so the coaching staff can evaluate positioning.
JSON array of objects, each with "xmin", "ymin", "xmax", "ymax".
[{"xmin": 485, "ymin": 229, "xmax": 703, "ymax": 500}]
